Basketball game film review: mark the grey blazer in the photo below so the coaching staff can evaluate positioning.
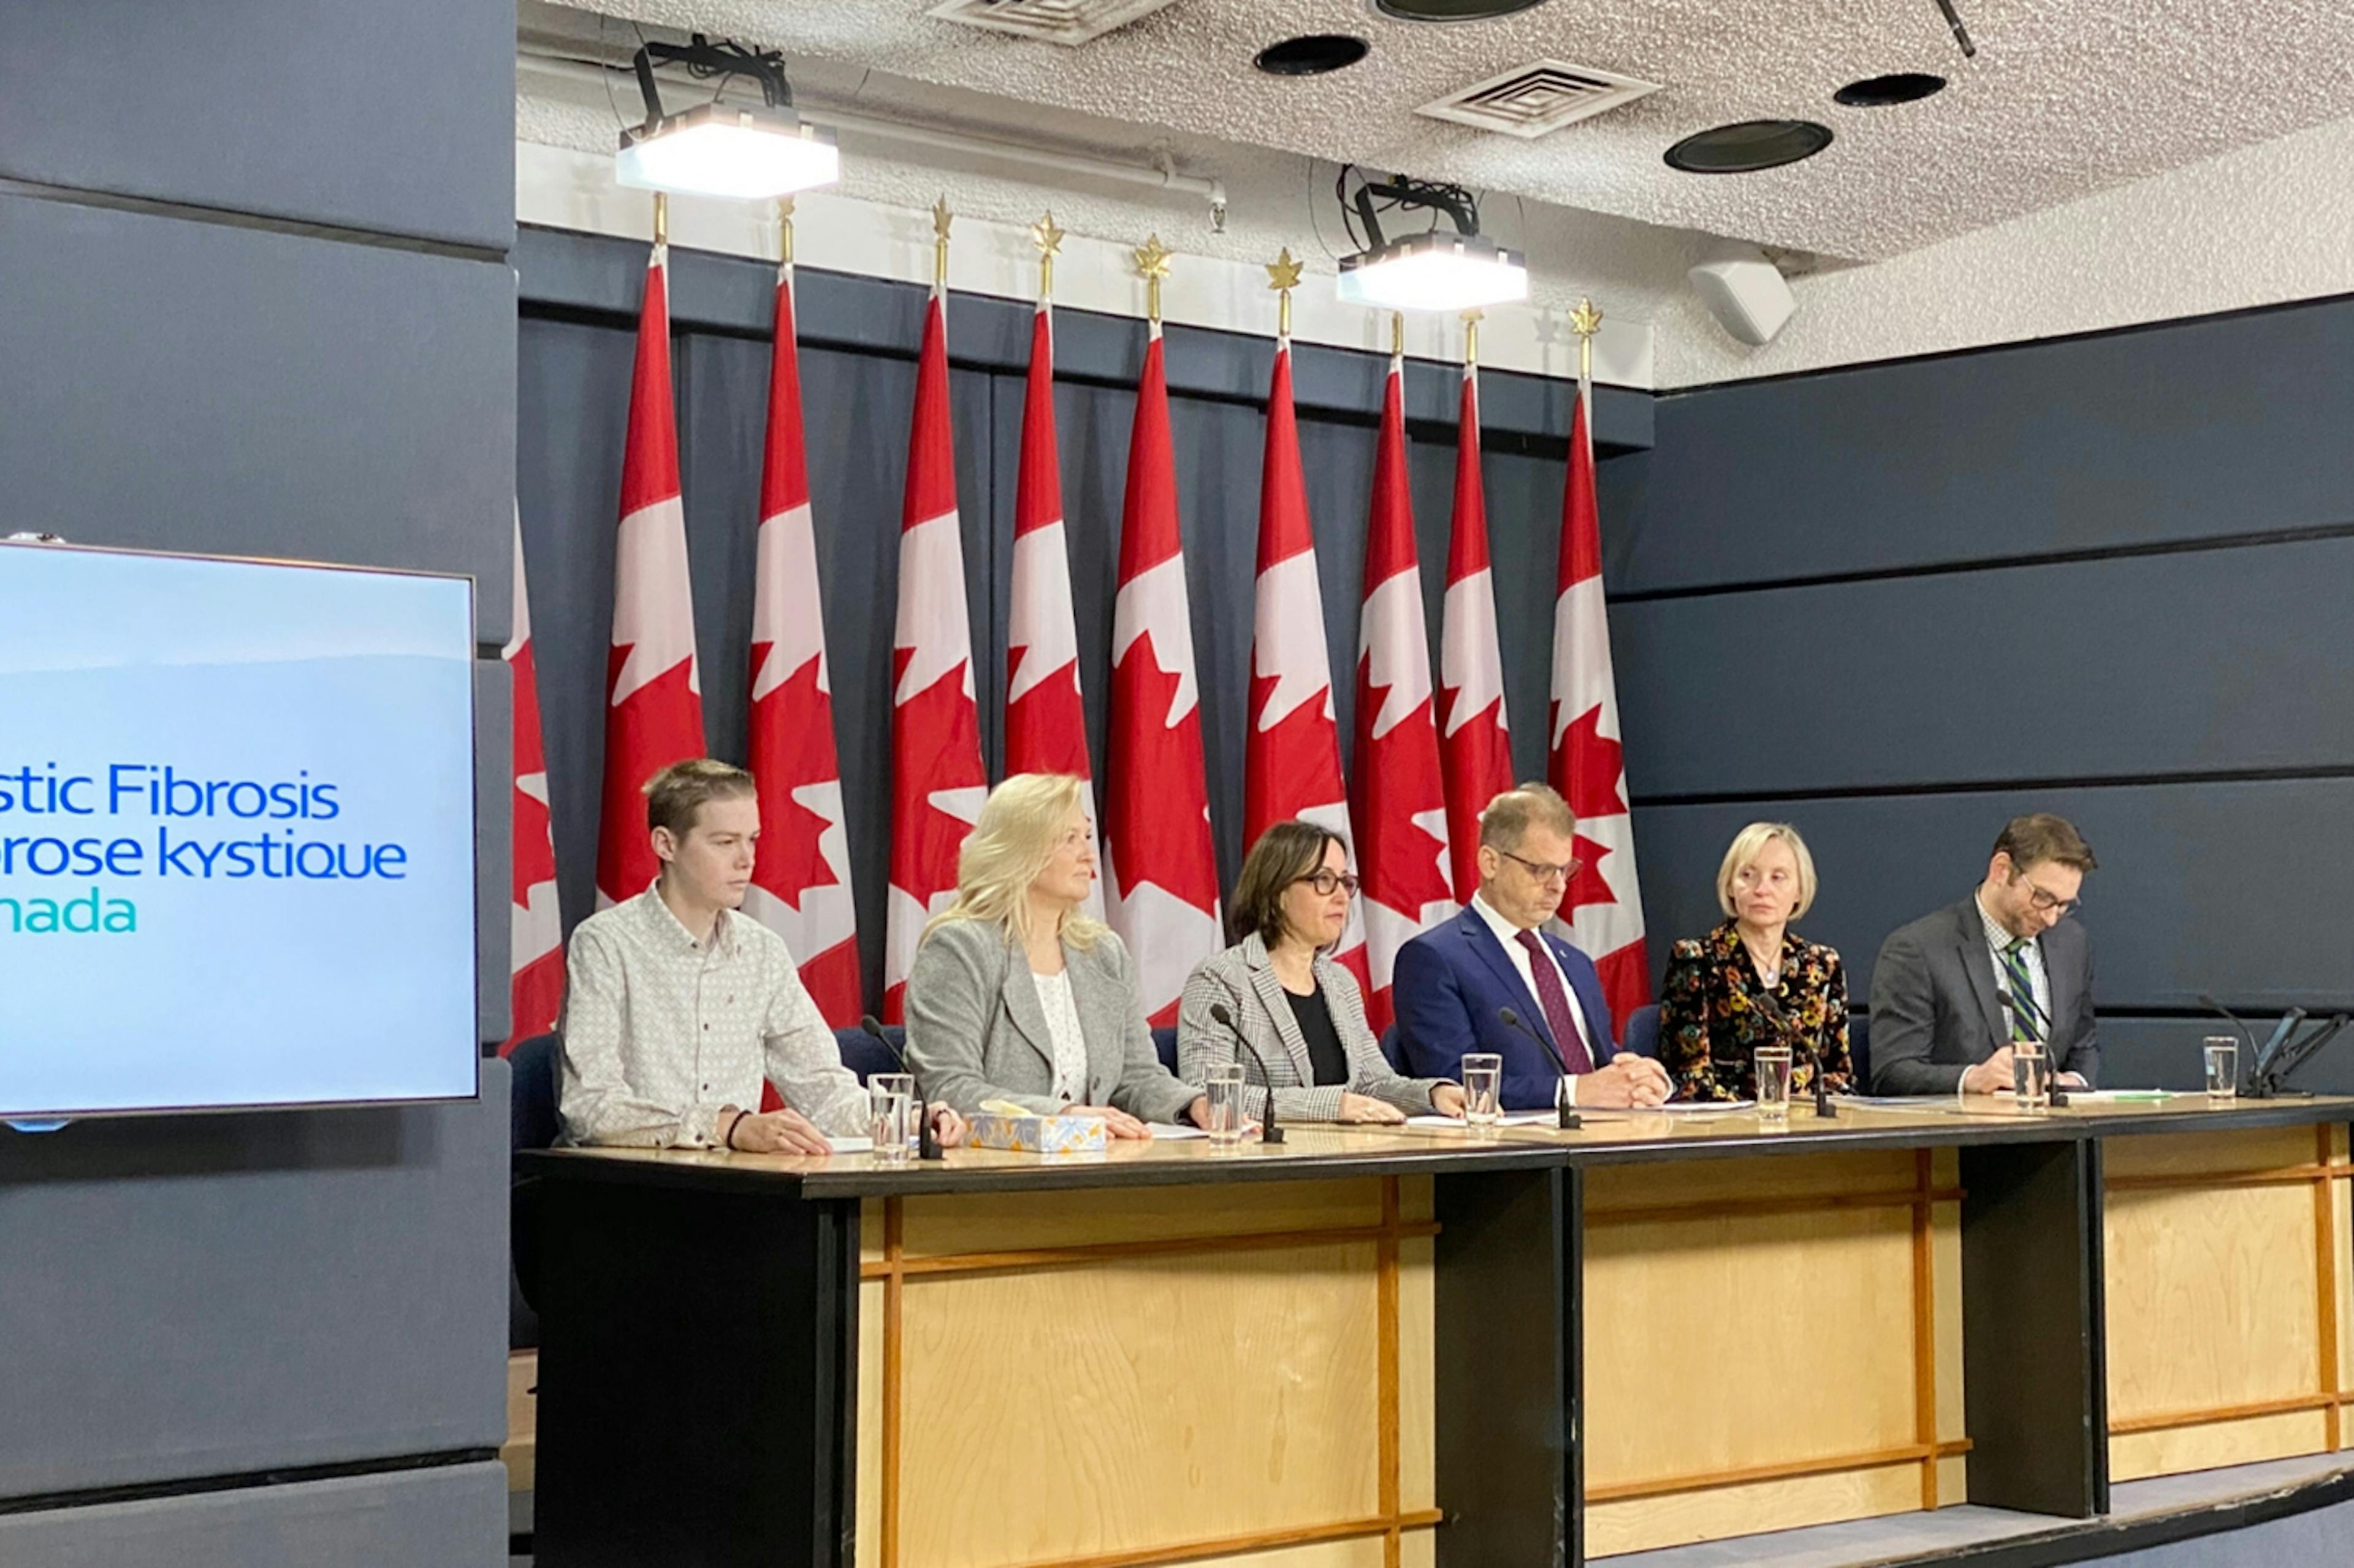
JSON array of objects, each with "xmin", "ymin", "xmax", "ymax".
[
  {"xmin": 902, "ymin": 918, "xmax": 1200, "ymax": 1123},
  {"xmin": 1868, "ymin": 896, "xmax": 2099, "ymax": 1094},
  {"xmin": 1176, "ymin": 934, "xmax": 1441, "ymax": 1120}
]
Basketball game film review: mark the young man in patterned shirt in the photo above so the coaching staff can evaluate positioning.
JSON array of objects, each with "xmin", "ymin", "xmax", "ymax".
[{"xmin": 557, "ymin": 759, "xmax": 964, "ymax": 1154}]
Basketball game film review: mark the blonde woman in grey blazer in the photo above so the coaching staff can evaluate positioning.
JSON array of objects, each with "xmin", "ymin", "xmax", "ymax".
[
  {"xmin": 1178, "ymin": 821, "xmax": 1468, "ymax": 1124},
  {"xmin": 903, "ymin": 774, "xmax": 1211, "ymax": 1135}
]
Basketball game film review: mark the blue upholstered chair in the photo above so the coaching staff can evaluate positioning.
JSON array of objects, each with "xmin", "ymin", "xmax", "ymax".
[
  {"xmin": 1152, "ymin": 1026, "xmax": 1180, "ymax": 1073},
  {"xmin": 1618, "ymin": 1004, "xmax": 1662, "ymax": 1060},
  {"xmin": 1377, "ymin": 1027, "xmax": 1407, "ymax": 1072},
  {"xmin": 833, "ymin": 1025, "xmax": 906, "ymax": 1084},
  {"xmin": 506, "ymin": 1032, "xmax": 562, "ymax": 1345},
  {"xmin": 1848, "ymin": 1011, "xmax": 1872, "ymax": 1093}
]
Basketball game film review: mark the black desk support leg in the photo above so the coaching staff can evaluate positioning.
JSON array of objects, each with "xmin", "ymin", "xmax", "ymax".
[
  {"xmin": 1960, "ymin": 1138, "xmax": 2109, "ymax": 1518},
  {"xmin": 1434, "ymin": 1164, "xmax": 1579, "ymax": 1568},
  {"xmin": 533, "ymin": 1179, "xmax": 861, "ymax": 1568}
]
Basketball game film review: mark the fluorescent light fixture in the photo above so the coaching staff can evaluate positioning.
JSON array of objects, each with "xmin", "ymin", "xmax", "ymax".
[
  {"xmin": 1337, "ymin": 231, "xmax": 1528, "ymax": 311},
  {"xmin": 617, "ymin": 103, "xmax": 840, "ymax": 201}
]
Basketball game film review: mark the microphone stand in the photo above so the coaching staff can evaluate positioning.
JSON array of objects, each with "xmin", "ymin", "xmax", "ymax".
[
  {"xmin": 1754, "ymin": 992, "xmax": 1835, "ymax": 1119},
  {"xmin": 1498, "ymin": 1007, "xmax": 1580, "ymax": 1129},
  {"xmin": 1208, "ymin": 1002, "xmax": 1284, "ymax": 1143},
  {"xmin": 863, "ymin": 1012, "xmax": 943, "ymax": 1160}
]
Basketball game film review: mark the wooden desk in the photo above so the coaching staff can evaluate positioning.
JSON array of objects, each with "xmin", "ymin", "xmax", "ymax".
[{"xmin": 520, "ymin": 1095, "xmax": 2354, "ymax": 1568}]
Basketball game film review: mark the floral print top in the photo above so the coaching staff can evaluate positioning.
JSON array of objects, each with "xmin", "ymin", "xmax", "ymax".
[{"xmin": 1659, "ymin": 921, "xmax": 1853, "ymax": 1102}]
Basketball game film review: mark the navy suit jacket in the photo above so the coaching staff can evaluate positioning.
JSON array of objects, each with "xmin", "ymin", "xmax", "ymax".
[{"xmin": 1394, "ymin": 908, "xmax": 1617, "ymax": 1111}]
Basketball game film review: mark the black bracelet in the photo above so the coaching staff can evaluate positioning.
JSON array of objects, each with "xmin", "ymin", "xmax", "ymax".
[{"xmin": 723, "ymin": 1109, "xmax": 746, "ymax": 1150}]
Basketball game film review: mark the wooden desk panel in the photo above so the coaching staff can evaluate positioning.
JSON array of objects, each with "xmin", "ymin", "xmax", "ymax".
[
  {"xmin": 2105, "ymin": 1124, "xmax": 2354, "ymax": 1482},
  {"xmin": 856, "ymin": 1176, "xmax": 1438, "ymax": 1568},
  {"xmin": 1582, "ymin": 1147, "xmax": 1967, "ymax": 1555}
]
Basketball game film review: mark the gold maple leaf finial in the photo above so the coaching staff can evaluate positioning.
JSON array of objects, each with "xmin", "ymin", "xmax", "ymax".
[
  {"xmin": 1567, "ymin": 296, "xmax": 1604, "ymax": 339},
  {"xmin": 931, "ymin": 196, "xmax": 953, "ymax": 243},
  {"xmin": 1030, "ymin": 210, "xmax": 1065, "ymax": 257},
  {"xmin": 1133, "ymin": 235, "xmax": 1174, "ymax": 280},
  {"xmin": 1265, "ymin": 247, "xmax": 1305, "ymax": 292}
]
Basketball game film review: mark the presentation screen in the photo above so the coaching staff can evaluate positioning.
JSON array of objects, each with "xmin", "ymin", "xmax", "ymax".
[{"xmin": 1, "ymin": 542, "xmax": 479, "ymax": 1118}]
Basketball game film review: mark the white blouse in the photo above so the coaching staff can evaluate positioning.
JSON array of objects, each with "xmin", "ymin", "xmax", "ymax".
[{"xmin": 1032, "ymin": 968, "xmax": 1089, "ymax": 1103}]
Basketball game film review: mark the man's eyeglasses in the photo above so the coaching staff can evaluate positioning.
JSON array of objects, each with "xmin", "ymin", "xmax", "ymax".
[
  {"xmin": 1293, "ymin": 870, "xmax": 1361, "ymax": 897},
  {"xmin": 1498, "ymin": 848, "xmax": 1580, "ymax": 888},
  {"xmin": 2009, "ymin": 867, "xmax": 2081, "ymax": 916}
]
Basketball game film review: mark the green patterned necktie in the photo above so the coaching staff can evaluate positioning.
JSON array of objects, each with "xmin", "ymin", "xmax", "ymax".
[{"xmin": 2001, "ymin": 938, "xmax": 2047, "ymax": 1045}]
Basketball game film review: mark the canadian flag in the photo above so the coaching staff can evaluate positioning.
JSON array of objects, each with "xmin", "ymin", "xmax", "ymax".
[
  {"xmin": 1438, "ymin": 351, "xmax": 1515, "ymax": 903},
  {"xmin": 593, "ymin": 238, "xmax": 705, "ymax": 908},
  {"xmin": 1350, "ymin": 346, "xmax": 1453, "ymax": 1032},
  {"xmin": 883, "ymin": 281, "xmax": 988, "ymax": 1021},
  {"xmin": 1103, "ymin": 321, "xmax": 1221, "ymax": 1026},
  {"xmin": 503, "ymin": 509, "xmax": 564, "ymax": 1053},
  {"xmin": 1549, "ymin": 389, "xmax": 1650, "ymax": 1021},
  {"xmin": 1247, "ymin": 331, "xmax": 1366, "ymax": 984},
  {"xmin": 1004, "ymin": 296, "xmax": 1103, "ymax": 918},
  {"xmin": 744, "ymin": 251, "xmax": 862, "ymax": 1023}
]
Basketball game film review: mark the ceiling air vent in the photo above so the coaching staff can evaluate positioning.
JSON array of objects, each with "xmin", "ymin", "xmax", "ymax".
[
  {"xmin": 925, "ymin": 0, "xmax": 1178, "ymax": 46},
  {"xmin": 1418, "ymin": 59, "xmax": 1661, "ymax": 138}
]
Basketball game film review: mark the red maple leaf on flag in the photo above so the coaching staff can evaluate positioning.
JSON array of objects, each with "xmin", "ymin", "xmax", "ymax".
[
  {"xmin": 747, "ymin": 654, "xmax": 843, "ymax": 912},
  {"xmin": 1553, "ymin": 704, "xmax": 1629, "ymax": 820},
  {"xmin": 1244, "ymin": 674, "xmax": 1345, "ymax": 843},
  {"xmin": 1108, "ymin": 634, "xmax": 1221, "ymax": 913},
  {"xmin": 1355, "ymin": 695, "xmax": 1453, "ymax": 920},
  {"xmin": 1568, "ymin": 831, "xmax": 1618, "ymax": 915},
  {"xmin": 889, "ymin": 652, "xmax": 986, "ymax": 907}
]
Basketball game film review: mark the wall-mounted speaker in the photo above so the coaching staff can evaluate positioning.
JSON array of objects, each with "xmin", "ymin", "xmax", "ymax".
[{"xmin": 1688, "ymin": 245, "xmax": 1796, "ymax": 346}]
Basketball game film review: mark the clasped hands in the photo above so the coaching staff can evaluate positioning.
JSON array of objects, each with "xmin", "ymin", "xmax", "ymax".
[
  {"xmin": 1960, "ymin": 1046, "xmax": 2087, "ymax": 1096},
  {"xmin": 716, "ymin": 1102, "xmax": 971, "ymax": 1156}
]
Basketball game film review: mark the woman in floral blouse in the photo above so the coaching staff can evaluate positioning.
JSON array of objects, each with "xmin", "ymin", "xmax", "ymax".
[{"xmin": 1659, "ymin": 822, "xmax": 1854, "ymax": 1102}]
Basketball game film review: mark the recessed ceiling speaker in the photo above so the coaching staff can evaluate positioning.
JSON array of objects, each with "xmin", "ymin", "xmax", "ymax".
[
  {"xmin": 1834, "ymin": 72, "xmax": 1946, "ymax": 107},
  {"xmin": 1688, "ymin": 245, "xmax": 1796, "ymax": 346},
  {"xmin": 1373, "ymin": 0, "xmax": 1548, "ymax": 20},
  {"xmin": 1254, "ymin": 34, "xmax": 1371, "ymax": 75},
  {"xmin": 1664, "ymin": 120, "xmax": 1834, "ymax": 174}
]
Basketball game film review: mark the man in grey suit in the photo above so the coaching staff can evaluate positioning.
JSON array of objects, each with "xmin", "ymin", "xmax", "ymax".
[{"xmin": 1870, "ymin": 814, "xmax": 2100, "ymax": 1095}]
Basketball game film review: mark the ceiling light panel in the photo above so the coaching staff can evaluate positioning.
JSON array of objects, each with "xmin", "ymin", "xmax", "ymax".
[
  {"xmin": 925, "ymin": 0, "xmax": 1180, "ymax": 46},
  {"xmin": 1417, "ymin": 59, "xmax": 1663, "ymax": 139}
]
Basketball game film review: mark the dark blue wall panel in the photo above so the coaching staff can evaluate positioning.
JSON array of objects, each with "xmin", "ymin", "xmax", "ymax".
[
  {"xmin": 1610, "ymin": 297, "xmax": 2354, "ymax": 594},
  {"xmin": 0, "ymin": 196, "xmax": 516, "ymax": 644},
  {"xmin": 1613, "ymin": 535, "xmax": 2354, "ymax": 797},
  {"xmin": 0, "ymin": 1461, "xmax": 507, "ymax": 1567},
  {"xmin": 0, "ymin": 1, "xmax": 512, "ymax": 251},
  {"xmin": 0, "ymin": 1064, "xmax": 509, "ymax": 1502}
]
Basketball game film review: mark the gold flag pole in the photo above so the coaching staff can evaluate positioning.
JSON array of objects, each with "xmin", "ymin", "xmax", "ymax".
[
  {"xmin": 1030, "ymin": 210, "xmax": 1064, "ymax": 303},
  {"xmin": 778, "ymin": 195, "xmax": 794, "ymax": 267},
  {"xmin": 1463, "ymin": 306, "xmax": 1483, "ymax": 367},
  {"xmin": 1391, "ymin": 311, "xmax": 1405, "ymax": 359},
  {"xmin": 1569, "ymin": 296, "xmax": 1602, "ymax": 396},
  {"xmin": 1266, "ymin": 247, "xmax": 1303, "ymax": 339},
  {"xmin": 1135, "ymin": 235, "xmax": 1173, "ymax": 325},
  {"xmin": 931, "ymin": 196, "xmax": 953, "ymax": 289},
  {"xmin": 652, "ymin": 191, "xmax": 668, "ymax": 248}
]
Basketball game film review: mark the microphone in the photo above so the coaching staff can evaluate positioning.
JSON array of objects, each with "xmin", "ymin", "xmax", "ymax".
[
  {"xmin": 862, "ymin": 1012, "xmax": 942, "ymax": 1161},
  {"xmin": 1754, "ymin": 992, "xmax": 1835, "ymax": 1119},
  {"xmin": 1208, "ymin": 1000, "xmax": 1284, "ymax": 1144},
  {"xmin": 1498, "ymin": 1007, "xmax": 1579, "ymax": 1129},
  {"xmin": 2199, "ymin": 993, "xmax": 2257, "ymax": 1056},
  {"xmin": 2248, "ymin": 1008, "xmax": 2307, "ymax": 1097},
  {"xmin": 2264, "ymin": 1014, "xmax": 2349, "ymax": 1098}
]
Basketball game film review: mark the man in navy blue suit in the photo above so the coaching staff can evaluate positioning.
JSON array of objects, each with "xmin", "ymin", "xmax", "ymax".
[{"xmin": 1396, "ymin": 784, "xmax": 1670, "ymax": 1111}]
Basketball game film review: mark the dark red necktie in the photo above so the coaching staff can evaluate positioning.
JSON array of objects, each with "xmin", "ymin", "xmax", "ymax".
[{"xmin": 1515, "ymin": 929, "xmax": 1594, "ymax": 1074}]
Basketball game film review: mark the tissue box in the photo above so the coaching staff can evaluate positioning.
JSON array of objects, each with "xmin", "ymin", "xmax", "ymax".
[{"xmin": 968, "ymin": 1113, "xmax": 1110, "ymax": 1155}]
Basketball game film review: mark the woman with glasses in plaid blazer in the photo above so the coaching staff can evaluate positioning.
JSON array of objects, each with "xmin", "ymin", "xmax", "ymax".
[{"xmin": 1176, "ymin": 821, "xmax": 1468, "ymax": 1124}]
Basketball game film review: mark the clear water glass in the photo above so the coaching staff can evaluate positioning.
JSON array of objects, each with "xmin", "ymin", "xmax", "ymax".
[
  {"xmin": 2204, "ymin": 1037, "xmax": 2239, "ymax": 1101},
  {"xmin": 1461, "ymin": 1054, "xmax": 1503, "ymax": 1125},
  {"xmin": 2012, "ymin": 1046, "xmax": 2051, "ymax": 1110},
  {"xmin": 1205, "ymin": 1063, "xmax": 1247, "ymax": 1146},
  {"xmin": 869, "ymin": 1073, "xmax": 914, "ymax": 1163},
  {"xmin": 1753, "ymin": 1047, "xmax": 1794, "ymax": 1122}
]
